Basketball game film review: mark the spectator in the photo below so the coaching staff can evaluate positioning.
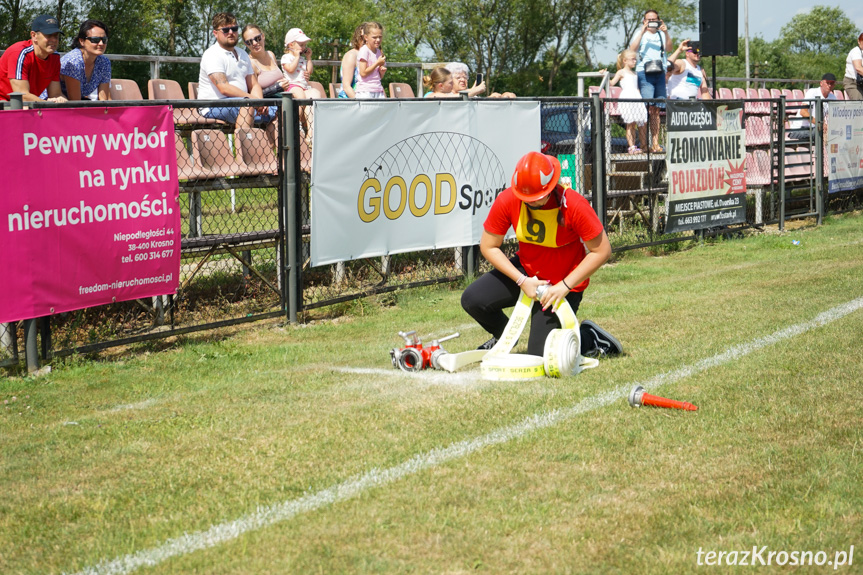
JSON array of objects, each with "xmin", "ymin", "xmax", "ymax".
[
  {"xmin": 242, "ymin": 24, "xmax": 289, "ymax": 97},
  {"xmin": 666, "ymin": 39, "xmax": 711, "ymax": 101},
  {"xmin": 338, "ymin": 24, "xmax": 365, "ymax": 98},
  {"xmin": 60, "ymin": 19, "xmax": 112, "ymax": 101},
  {"xmin": 355, "ymin": 21, "xmax": 386, "ymax": 98},
  {"xmin": 607, "ymin": 49, "xmax": 647, "ymax": 154},
  {"xmin": 629, "ymin": 9, "xmax": 673, "ymax": 153},
  {"xmin": 422, "ymin": 66, "xmax": 458, "ymax": 98},
  {"xmin": 788, "ymin": 73, "xmax": 837, "ymax": 140},
  {"xmin": 0, "ymin": 14, "xmax": 67, "ymax": 102},
  {"xmin": 280, "ymin": 28, "xmax": 321, "ymax": 100},
  {"xmin": 460, "ymin": 151, "xmax": 620, "ymax": 358},
  {"xmin": 446, "ymin": 62, "xmax": 486, "ymax": 97},
  {"xmin": 843, "ymin": 32, "xmax": 863, "ymax": 101},
  {"xmin": 196, "ymin": 12, "xmax": 275, "ymax": 132}
]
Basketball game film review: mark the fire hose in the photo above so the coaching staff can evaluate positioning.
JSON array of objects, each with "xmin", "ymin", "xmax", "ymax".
[{"xmin": 478, "ymin": 285, "xmax": 598, "ymax": 381}]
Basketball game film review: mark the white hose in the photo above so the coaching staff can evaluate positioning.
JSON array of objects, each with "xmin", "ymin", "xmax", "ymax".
[{"xmin": 478, "ymin": 285, "xmax": 598, "ymax": 380}]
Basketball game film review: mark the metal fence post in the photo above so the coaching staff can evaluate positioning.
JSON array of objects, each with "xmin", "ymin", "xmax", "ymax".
[
  {"xmin": 591, "ymin": 93, "xmax": 606, "ymax": 226},
  {"xmin": 778, "ymin": 96, "xmax": 786, "ymax": 231},
  {"xmin": 460, "ymin": 90, "xmax": 478, "ymax": 277},
  {"xmin": 814, "ymin": 99, "xmax": 824, "ymax": 225},
  {"xmin": 281, "ymin": 93, "xmax": 299, "ymax": 324},
  {"xmin": 9, "ymin": 92, "xmax": 41, "ymax": 372}
]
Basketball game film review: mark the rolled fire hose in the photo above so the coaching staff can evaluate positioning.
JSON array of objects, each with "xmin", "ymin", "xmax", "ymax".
[{"xmin": 479, "ymin": 285, "xmax": 599, "ymax": 381}]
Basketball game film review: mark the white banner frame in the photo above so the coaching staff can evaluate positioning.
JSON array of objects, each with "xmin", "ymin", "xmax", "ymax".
[{"xmin": 309, "ymin": 100, "xmax": 540, "ymax": 266}]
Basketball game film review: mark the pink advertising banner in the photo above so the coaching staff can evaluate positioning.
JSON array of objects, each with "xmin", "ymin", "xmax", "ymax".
[{"xmin": 0, "ymin": 106, "xmax": 180, "ymax": 323}]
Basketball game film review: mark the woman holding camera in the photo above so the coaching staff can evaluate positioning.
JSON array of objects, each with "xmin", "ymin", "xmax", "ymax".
[{"xmin": 630, "ymin": 9, "xmax": 673, "ymax": 152}]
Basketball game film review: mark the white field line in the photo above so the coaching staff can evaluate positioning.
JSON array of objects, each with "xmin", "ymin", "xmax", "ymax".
[
  {"xmin": 333, "ymin": 366, "xmax": 482, "ymax": 386},
  {"xmin": 66, "ymin": 296, "xmax": 863, "ymax": 575}
]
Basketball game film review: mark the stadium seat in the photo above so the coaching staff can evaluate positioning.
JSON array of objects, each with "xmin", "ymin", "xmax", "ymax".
[
  {"xmin": 191, "ymin": 129, "xmax": 245, "ymax": 178},
  {"xmin": 174, "ymin": 133, "xmax": 207, "ymax": 180},
  {"xmin": 329, "ymin": 82, "xmax": 342, "ymax": 98},
  {"xmin": 745, "ymin": 150, "xmax": 771, "ymax": 186},
  {"xmin": 791, "ymin": 89, "xmax": 805, "ymax": 100},
  {"xmin": 770, "ymin": 88, "xmax": 782, "ymax": 99},
  {"xmin": 148, "ymin": 78, "xmax": 184, "ymax": 100},
  {"xmin": 718, "ymin": 87, "xmax": 733, "ymax": 99},
  {"xmin": 746, "ymin": 88, "xmax": 770, "ymax": 114},
  {"xmin": 732, "ymin": 87, "xmax": 747, "ymax": 100},
  {"xmin": 607, "ymin": 85, "xmax": 622, "ymax": 117},
  {"xmin": 389, "ymin": 82, "xmax": 415, "ymax": 98},
  {"xmin": 745, "ymin": 116, "xmax": 770, "ymax": 147},
  {"xmin": 108, "ymin": 79, "xmax": 143, "ymax": 101},
  {"xmin": 834, "ymin": 90, "xmax": 845, "ymax": 100},
  {"xmin": 149, "ymin": 78, "xmax": 225, "ymax": 126},
  {"xmin": 236, "ymin": 128, "xmax": 277, "ymax": 175},
  {"xmin": 188, "ymin": 81, "xmax": 200, "ymax": 99}
]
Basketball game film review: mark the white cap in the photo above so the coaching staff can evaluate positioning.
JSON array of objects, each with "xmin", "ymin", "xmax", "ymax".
[{"xmin": 285, "ymin": 28, "xmax": 311, "ymax": 45}]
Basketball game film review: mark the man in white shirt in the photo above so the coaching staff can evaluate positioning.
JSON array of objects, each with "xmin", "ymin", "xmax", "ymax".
[
  {"xmin": 198, "ymin": 12, "xmax": 275, "ymax": 131},
  {"xmin": 843, "ymin": 33, "xmax": 863, "ymax": 101},
  {"xmin": 667, "ymin": 40, "xmax": 711, "ymax": 100},
  {"xmin": 788, "ymin": 73, "xmax": 837, "ymax": 140}
]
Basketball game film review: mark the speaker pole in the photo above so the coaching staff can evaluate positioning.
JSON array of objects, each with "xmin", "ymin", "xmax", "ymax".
[{"xmin": 712, "ymin": 56, "xmax": 717, "ymax": 99}]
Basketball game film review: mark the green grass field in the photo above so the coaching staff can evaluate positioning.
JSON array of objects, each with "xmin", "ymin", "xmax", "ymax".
[{"xmin": 2, "ymin": 213, "xmax": 862, "ymax": 574}]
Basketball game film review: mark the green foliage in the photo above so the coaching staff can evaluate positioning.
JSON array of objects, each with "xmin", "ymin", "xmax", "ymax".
[
  {"xmin": 0, "ymin": 1, "xmax": 856, "ymax": 96},
  {"xmin": 777, "ymin": 5, "xmax": 857, "ymax": 80}
]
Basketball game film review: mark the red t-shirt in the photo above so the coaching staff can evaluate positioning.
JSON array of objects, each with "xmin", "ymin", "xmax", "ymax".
[
  {"xmin": 0, "ymin": 40, "xmax": 61, "ymax": 101},
  {"xmin": 484, "ymin": 186, "xmax": 604, "ymax": 291}
]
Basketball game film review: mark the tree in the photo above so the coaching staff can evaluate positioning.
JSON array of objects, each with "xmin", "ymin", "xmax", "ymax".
[
  {"xmin": 777, "ymin": 5, "xmax": 857, "ymax": 80},
  {"xmin": 0, "ymin": 0, "xmax": 39, "ymax": 47}
]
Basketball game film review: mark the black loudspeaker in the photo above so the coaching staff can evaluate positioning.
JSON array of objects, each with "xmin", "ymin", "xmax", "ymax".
[{"xmin": 699, "ymin": 0, "xmax": 738, "ymax": 56}]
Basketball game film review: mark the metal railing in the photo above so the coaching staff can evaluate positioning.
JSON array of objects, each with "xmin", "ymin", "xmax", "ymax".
[{"xmin": 2, "ymin": 93, "xmax": 861, "ymax": 372}]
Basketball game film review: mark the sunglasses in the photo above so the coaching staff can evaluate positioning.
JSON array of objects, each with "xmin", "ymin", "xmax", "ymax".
[
  {"xmin": 217, "ymin": 26, "xmax": 239, "ymax": 34},
  {"xmin": 244, "ymin": 34, "xmax": 262, "ymax": 46},
  {"xmin": 85, "ymin": 36, "xmax": 108, "ymax": 44}
]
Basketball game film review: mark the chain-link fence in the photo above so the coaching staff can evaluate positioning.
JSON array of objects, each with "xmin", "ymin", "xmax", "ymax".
[{"xmin": 3, "ymin": 93, "xmax": 862, "ymax": 370}]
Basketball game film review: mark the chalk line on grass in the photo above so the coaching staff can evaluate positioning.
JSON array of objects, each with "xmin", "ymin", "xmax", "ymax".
[
  {"xmin": 333, "ymin": 366, "xmax": 482, "ymax": 386},
  {"xmin": 66, "ymin": 296, "xmax": 863, "ymax": 575}
]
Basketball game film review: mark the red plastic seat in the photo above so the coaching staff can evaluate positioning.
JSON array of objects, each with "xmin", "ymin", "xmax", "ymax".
[
  {"xmin": 109, "ymin": 79, "xmax": 143, "ymax": 101},
  {"xmin": 745, "ymin": 150, "xmax": 771, "ymax": 186},
  {"xmin": 191, "ymin": 129, "xmax": 245, "ymax": 178},
  {"xmin": 745, "ymin": 116, "xmax": 769, "ymax": 147},
  {"xmin": 236, "ymin": 128, "xmax": 277, "ymax": 175}
]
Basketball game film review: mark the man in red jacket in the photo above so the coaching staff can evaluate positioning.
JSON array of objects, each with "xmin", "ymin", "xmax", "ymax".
[{"xmin": 0, "ymin": 14, "xmax": 68, "ymax": 102}]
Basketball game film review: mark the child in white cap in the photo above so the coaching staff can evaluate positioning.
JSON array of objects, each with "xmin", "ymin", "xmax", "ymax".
[{"xmin": 280, "ymin": 28, "xmax": 321, "ymax": 99}]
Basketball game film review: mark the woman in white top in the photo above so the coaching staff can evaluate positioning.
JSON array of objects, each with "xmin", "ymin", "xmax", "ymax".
[{"xmin": 843, "ymin": 32, "xmax": 863, "ymax": 101}]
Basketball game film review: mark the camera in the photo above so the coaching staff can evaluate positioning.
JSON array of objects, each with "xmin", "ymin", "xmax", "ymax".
[
  {"xmin": 688, "ymin": 41, "xmax": 701, "ymax": 53},
  {"xmin": 648, "ymin": 20, "xmax": 660, "ymax": 30}
]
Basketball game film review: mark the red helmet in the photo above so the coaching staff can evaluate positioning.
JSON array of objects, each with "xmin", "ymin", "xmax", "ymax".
[{"xmin": 510, "ymin": 152, "xmax": 561, "ymax": 202}]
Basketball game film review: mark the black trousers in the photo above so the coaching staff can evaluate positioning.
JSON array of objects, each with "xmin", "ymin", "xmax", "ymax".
[{"xmin": 461, "ymin": 255, "xmax": 583, "ymax": 356}]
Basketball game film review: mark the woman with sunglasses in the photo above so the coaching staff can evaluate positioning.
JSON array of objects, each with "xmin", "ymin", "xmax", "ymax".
[
  {"xmin": 242, "ymin": 24, "xmax": 289, "ymax": 98},
  {"xmin": 60, "ymin": 19, "xmax": 111, "ymax": 100}
]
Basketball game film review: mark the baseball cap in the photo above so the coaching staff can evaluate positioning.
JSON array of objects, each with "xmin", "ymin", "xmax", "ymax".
[
  {"xmin": 284, "ymin": 28, "xmax": 311, "ymax": 45},
  {"xmin": 821, "ymin": 73, "xmax": 836, "ymax": 82},
  {"xmin": 31, "ymin": 14, "xmax": 62, "ymax": 34}
]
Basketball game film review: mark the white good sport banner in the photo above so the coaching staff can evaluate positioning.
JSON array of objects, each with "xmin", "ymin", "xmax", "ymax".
[
  {"xmin": 826, "ymin": 101, "xmax": 863, "ymax": 193},
  {"xmin": 310, "ymin": 100, "xmax": 540, "ymax": 266}
]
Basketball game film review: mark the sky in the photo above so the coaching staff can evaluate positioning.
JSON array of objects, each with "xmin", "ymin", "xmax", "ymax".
[{"xmin": 593, "ymin": 1, "xmax": 863, "ymax": 65}]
